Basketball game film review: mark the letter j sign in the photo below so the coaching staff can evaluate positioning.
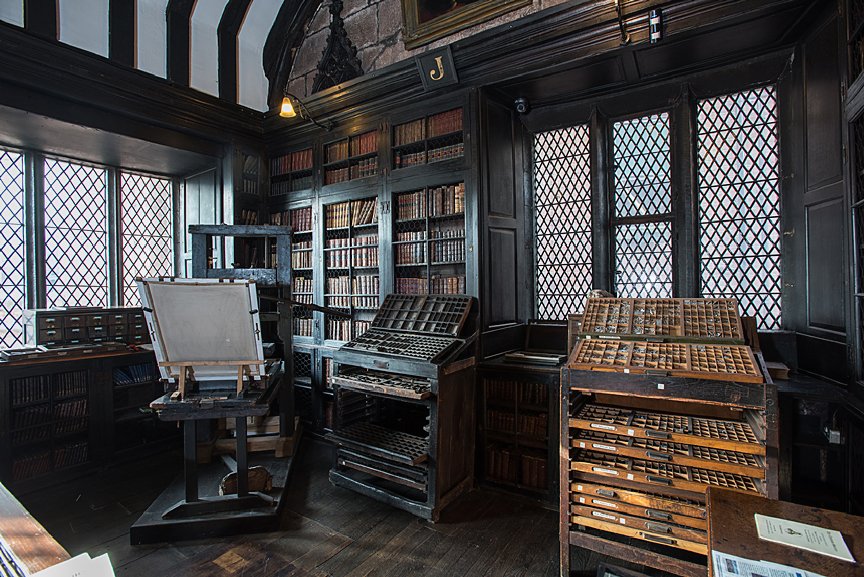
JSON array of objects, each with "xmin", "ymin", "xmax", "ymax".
[{"xmin": 416, "ymin": 46, "xmax": 459, "ymax": 91}]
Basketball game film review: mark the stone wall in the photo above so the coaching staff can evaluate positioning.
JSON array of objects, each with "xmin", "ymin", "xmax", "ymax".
[{"xmin": 286, "ymin": 0, "xmax": 569, "ymax": 97}]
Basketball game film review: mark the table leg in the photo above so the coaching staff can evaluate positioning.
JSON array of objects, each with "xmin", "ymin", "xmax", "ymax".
[
  {"xmin": 235, "ymin": 417, "xmax": 248, "ymax": 496},
  {"xmin": 183, "ymin": 420, "xmax": 198, "ymax": 502}
]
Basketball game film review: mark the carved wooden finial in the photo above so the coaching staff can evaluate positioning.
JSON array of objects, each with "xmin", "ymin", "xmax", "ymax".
[{"xmin": 312, "ymin": 0, "xmax": 363, "ymax": 93}]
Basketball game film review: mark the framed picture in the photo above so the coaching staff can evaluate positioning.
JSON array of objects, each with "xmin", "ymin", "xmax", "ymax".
[{"xmin": 401, "ymin": 0, "xmax": 532, "ymax": 49}]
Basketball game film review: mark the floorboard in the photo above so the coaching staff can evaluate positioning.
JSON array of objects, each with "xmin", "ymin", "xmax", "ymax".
[{"xmin": 18, "ymin": 438, "xmax": 638, "ymax": 576}]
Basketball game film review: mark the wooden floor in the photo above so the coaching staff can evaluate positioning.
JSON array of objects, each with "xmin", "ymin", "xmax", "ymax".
[{"xmin": 21, "ymin": 439, "xmax": 611, "ymax": 577}]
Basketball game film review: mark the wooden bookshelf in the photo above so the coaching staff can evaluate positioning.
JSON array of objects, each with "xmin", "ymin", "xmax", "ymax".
[
  {"xmin": 270, "ymin": 147, "xmax": 314, "ymax": 196},
  {"xmin": 392, "ymin": 108, "xmax": 464, "ymax": 170},
  {"xmin": 323, "ymin": 130, "xmax": 379, "ymax": 186}
]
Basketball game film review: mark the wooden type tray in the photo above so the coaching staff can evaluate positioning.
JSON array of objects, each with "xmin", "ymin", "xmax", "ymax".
[
  {"xmin": 571, "ymin": 430, "xmax": 765, "ymax": 478},
  {"xmin": 371, "ymin": 294, "xmax": 473, "ymax": 336},
  {"xmin": 328, "ymin": 422, "xmax": 429, "ymax": 466},
  {"xmin": 579, "ymin": 298, "xmax": 743, "ymax": 343},
  {"xmin": 331, "ymin": 368, "xmax": 432, "ymax": 400},
  {"xmin": 570, "ymin": 450, "xmax": 763, "ymax": 495},
  {"xmin": 340, "ymin": 329, "xmax": 458, "ymax": 361},
  {"xmin": 567, "ymin": 340, "xmax": 762, "ymax": 383},
  {"xmin": 570, "ymin": 514, "xmax": 707, "ymax": 555},
  {"xmin": 569, "ymin": 404, "xmax": 764, "ymax": 455},
  {"xmin": 570, "ymin": 504, "xmax": 707, "ymax": 544},
  {"xmin": 571, "ymin": 481, "xmax": 707, "ymax": 530},
  {"xmin": 336, "ymin": 448, "xmax": 428, "ymax": 492}
]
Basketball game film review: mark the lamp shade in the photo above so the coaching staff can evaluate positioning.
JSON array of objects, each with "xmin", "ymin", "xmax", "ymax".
[{"xmin": 279, "ymin": 97, "xmax": 297, "ymax": 118}]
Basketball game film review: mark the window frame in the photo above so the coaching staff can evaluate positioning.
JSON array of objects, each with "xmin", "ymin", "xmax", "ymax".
[
  {"xmin": 0, "ymin": 147, "xmax": 178, "ymax": 346},
  {"xmin": 528, "ymin": 81, "xmax": 784, "ymax": 328}
]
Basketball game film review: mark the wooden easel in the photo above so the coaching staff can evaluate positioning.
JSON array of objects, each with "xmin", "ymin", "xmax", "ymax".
[{"xmin": 159, "ymin": 360, "xmax": 262, "ymax": 399}]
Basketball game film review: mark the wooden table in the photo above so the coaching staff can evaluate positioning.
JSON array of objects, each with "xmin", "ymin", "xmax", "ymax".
[
  {"xmin": 708, "ymin": 487, "xmax": 864, "ymax": 577},
  {"xmin": 0, "ymin": 481, "xmax": 69, "ymax": 573}
]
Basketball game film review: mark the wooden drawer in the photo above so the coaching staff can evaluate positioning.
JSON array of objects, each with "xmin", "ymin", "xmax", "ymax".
[
  {"xmin": 130, "ymin": 321, "xmax": 148, "ymax": 336},
  {"xmin": 63, "ymin": 326, "xmax": 85, "ymax": 341},
  {"xmin": 110, "ymin": 324, "xmax": 128, "ymax": 336},
  {"xmin": 128, "ymin": 312, "xmax": 146, "ymax": 325},
  {"xmin": 37, "ymin": 315, "xmax": 62, "ymax": 330},
  {"xmin": 571, "ymin": 450, "xmax": 764, "ymax": 495},
  {"xmin": 64, "ymin": 315, "xmax": 86, "ymax": 328},
  {"xmin": 572, "ymin": 430, "xmax": 765, "ymax": 478},
  {"xmin": 37, "ymin": 328, "xmax": 62, "ymax": 343},
  {"xmin": 570, "ymin": 504, "xmax": 707, "ymax": 544},
  {"xmin": 107, "ymin": 313, "xmax": 127, "ymax": 325},
  {"xmin": 87, "ymin": 325, "xmax": 109, "ymax": 338},
  {"xmin": 570, "ymin": 481, "xmax": 707, "ymax": 529},
  {"xmin": 570, "ymin": 403, "xmax": 764, "ymax": 455},
  {"xmin": 571, "ymin": 514, "xmax": 707, "ymax": 555}
]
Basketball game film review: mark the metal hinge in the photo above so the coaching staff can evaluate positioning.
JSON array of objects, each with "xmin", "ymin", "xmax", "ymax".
[{"xmin": 380, "ymin": 200, "xmax": 391, "ymax": 214}]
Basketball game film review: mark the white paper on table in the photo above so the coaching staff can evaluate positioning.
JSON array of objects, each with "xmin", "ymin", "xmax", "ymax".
[
  {"xmin": 31, "ymin": 552, "xmax": 115, "ymax": 577},
  {"xmin": 754, "ymin": 513, "xmax": 856, "ymax": 563},
  {"xmin": 712, "ymin": 551, "xmax": 827, "ymax": 577}
]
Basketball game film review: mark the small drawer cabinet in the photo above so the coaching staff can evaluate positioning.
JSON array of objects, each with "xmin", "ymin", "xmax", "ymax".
[{"xmin": 22, "ymin": 307, "xmax": 150, "ymax": 348}]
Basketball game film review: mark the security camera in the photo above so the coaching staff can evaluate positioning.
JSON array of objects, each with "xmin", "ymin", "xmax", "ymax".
[{"xmin": 514, "ymin": 97, "xmax": 530, "ymax": 114}]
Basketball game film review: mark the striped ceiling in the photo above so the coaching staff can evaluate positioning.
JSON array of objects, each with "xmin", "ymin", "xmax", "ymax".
[{"xmin": 0, "ymin": 0, "xmax": 295, "ymax": 112}]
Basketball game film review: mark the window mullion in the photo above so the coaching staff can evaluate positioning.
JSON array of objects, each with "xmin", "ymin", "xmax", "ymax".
[
  {"xmin": 25, "ymin": 152, "xmax": 46, "ymax": 309},
  {"xmin": 107, "ymin": 168, "xmax": 120, "ymax": 306}
]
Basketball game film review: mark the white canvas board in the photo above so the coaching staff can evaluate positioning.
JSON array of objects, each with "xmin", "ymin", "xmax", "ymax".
[{"xmin": 137, "ymin": 278, "xmax": 264, "ymax": 382}]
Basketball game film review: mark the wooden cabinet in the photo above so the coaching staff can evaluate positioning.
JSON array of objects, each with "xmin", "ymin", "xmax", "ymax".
[
  {"xmin": 0, "ymin": 351, "xmax": 176, "ymax": 493},
  {"xmin": 559, "ymin": 297, "xmax": 777, "ymax": 577},
  {"xmin": 478, "ymin": 360, "xmax": 559, "ymax": 502}
]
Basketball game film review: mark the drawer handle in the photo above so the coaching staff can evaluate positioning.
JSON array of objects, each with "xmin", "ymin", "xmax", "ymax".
[
  {"xmin": 46, "ymin": 330, "xmax": 56, "ymax": 336},
  {"xmin": 69, "ymin": 317, "xmax": 80, "ymax": 322},
  {"xmin": 646, "ymin": 509, "xmax": 672, "ymax": 521},
  {"xmin": 590, "ymin": 423, "xmax": 617, "ymax": 431},
  {"xmin": 642, "ymin": 533, "xmax": 676, "ymax": 546},
  {"xmin": 596, "ymin": 488, "xmax": 616, "ymax": 498},
  {"xmin": 645, "ymin": 430, "xmax": 670, "ymax": 439},
  {"xmin": 646, "ymin": 475, "xmax": 671, "ymax": 485},
  {"xmin": 645, "ymin": 451, "xmax": 671, "ymax": 461},
  {"xmin": 645, "ymin": 521, "xmax": 672, "ymax": 534}
]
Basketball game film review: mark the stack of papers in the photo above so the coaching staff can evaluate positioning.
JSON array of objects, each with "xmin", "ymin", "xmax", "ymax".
[
  {"xmin": 712, "ymin": 551, "xmax": 827, "ymax": 577},
  {"xmin": 32, "ymin": 553, "xmax": 114, "ymax": 577},
  {"xmin": 754, "ymin": 514, "xmax": 856, "ymax": 563}
]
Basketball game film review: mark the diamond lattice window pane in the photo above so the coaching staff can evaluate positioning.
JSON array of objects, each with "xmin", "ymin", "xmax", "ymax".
[
  {"xmin": 614, "ymin": 222, "xmax": 673, "ymax": 298},
  {"xmin": 0, "ymin": 149, "xmax": 26, "ymax": 347},
  {"xmin": 44, "ymin": 159, "xmax": 108, "ymax": 308},
  {"xmin": 612, "ymin": 113, "xmax": 672, "ymax": 217},
  {"xmin": 697, "ymin": 86, "xmax": 782, "ymax": 329},
  {"xmin": 532, "ymin": 125, "xmax": 593, "ymax": 319},
  {"xmin": 120, "ymin": 173, "xmax": 174, "ymax": 306}
]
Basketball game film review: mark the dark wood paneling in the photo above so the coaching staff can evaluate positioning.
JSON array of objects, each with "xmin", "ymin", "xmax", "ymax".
[
  {"xmin": 167, "ymin": 0, "xmax": 196, "ymax": 85},
  {"xmin": 501, "ymin": 56, "xmax": 626, "ymax": 105},
  {"xmin": 804, "ymin": 15, "xmax": 842, "ymax": 191},
  {"xmin": 486, "ymin": 103, "xmax": 516, "ymax": 218},
  {"xmin": 806, "ymin": 196, "xmax": 846, "ymax": 332},
  {"xmin": 797, "ymin": 332, "xmax": 851, "ymax": 383},
  {"xmin": 487, "ymin": 227, "xmax": 518, "ymax": 325},
  {"xmin": 24, "ymin": 0, "xmax": 57, "ymax": 39},
  {"xmin": 108, "ymin": 0, "xmax": 135, "ymax": 66},
  {"xmin": 218, "ymin": 0, "xmax": 253, "ymax": 103}
]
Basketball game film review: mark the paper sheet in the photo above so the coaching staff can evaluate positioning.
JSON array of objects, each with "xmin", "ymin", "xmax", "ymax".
[
  {"xmin": 755, "ymin": 513, "xmax": 856, "ymax": 563},
  {"xmin": 712, "ymin": 551, "xmax": 827, "ymax": 577},
  {"xmin": 31, "ymin": 553, "xmax": 115, "ymax": 577}
]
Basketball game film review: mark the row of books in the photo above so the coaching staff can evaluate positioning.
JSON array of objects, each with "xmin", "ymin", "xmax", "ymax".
[
  {"xmin": 430, "ymin": 239, "xmax": 465, "ymax": 263},
  {"xmin": 485, "ymin": 445, "xmax": 547, "ymax": 489},
  {"xmin": 327, "ymin": 319, "xmax": 371, "ymax": 341},
  {"xmin": 486, "ymin": 409, "xmax": 548, "ymax": 438},
  {"xmin": 12, "ymin": 405, "xmax": 52, "ymax": 430},
  {"xmin": 326, "ymin": 274, "xmax": 379, "ymax": 295},
  {"xmin": 238, "ymin": 209, "xmax": 258, "ymax": 225},
  {"xmin": 10, "ymin": 375, "xmax": 51, "ymax": 407},
  {"xmin": 396, "ymin": 242, "xmax": 426, "ymax": 265},
  {"xmin": 55, "ymin": 398, "xmax": 89, "ymax": 421},
  {"xmin": 429, "ymin": 182, "xmax": 465, "ymax": 216},
  {"xmin": 430, "ymin": 225, "xmax": 463, "ymax": 239},
  {"xmin": 393, "ymin": 108, "xmax": 464, "ymax": 146},
  {"xmin": 11, "ymin": 449, "xmax": 53, "ymax": 481},
  {"xmin": 395, "ymin": 274, "xmax": 466, "ymax": 295},
  {"xmin": 271, "ymin": 208, "xmax": 313, "ymax": 230},
  {"xmin": 240, "ymin": 177, "xmax": 259, "ymax": 196},
  {"xmin": 352, "ymin": 131, "xmax": 378, "ymax": 156},
  {"xmin": 327, "ymin": 296, "xmax": 379, "ymax": 309},
  {"xmin": 396, "ymin": 230, "xmax": 426, "ymax": 242},
  {"xmin": 292, "ymin": 240, "xmax": 312, "ymax": 251},
  {"xmin": 350, "ymin": 158, "xmax": 378, "ymax": 180},
  {"xmin": 485, "ymin": 379, "xmax": 549, "ymax": 406},
  {"xmin": 114, "ymin": 363, "xmax": 157, "ymax": 386},
  {"xmin": 293, "ymin": 277, "xmax": 313, "ymax": 294},
  {"xmin": 326, "ymin": 247, "xmax": 379, "ymax": 268},
  {"xmin": 292, "ymin": 251, "xmax": 312, "ymax": 269},
  {"xmin": 54, "ymin": 416, "xmax": 88, "ymax": 436},
  {"xmin": 393, "ymin": 141, "xmax": 464, "ymax": 169},
  {"xmin": 428, "ymin": 108, "xmax": 464, "ymax": 138},
  {"xmin": 325, "ymin": 234, "xmax": 378, "ymax": 248},
  {"xmin": 271, "ymin": 148, "xmax": 313, "ymax": 176},
  {"xmin": 326, "ymin": 199, "xmax": 378, "ymax": 228},
  {"xmin": 294, "ymin": 318, "xmax": 313, "ymax": 337},
  {"xmin": 270, "ymin": 175, "xmax": 313, "ymax": 196},
  {"xmin": 293, "ymin": 293, "xmax": 313, "ymax": 304},
  {"xmin": 242, "ymin": 154, "xmax": 259, "ymax": 177}
]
